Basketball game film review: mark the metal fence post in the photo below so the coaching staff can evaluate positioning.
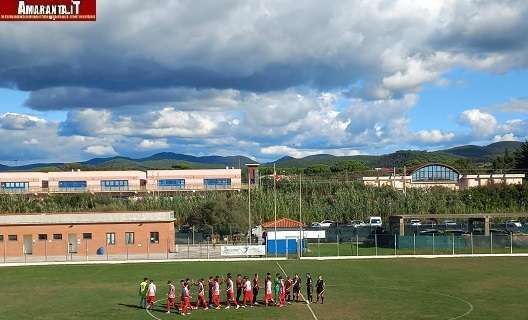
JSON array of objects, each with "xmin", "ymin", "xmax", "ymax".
[
  {"xmin": 45, "ymin": 240, "xmax": 47, "ymax": 262},
  {"xmin": 317, "ymin": 233, "xmax": 320, "ymax": 257},
  {"xmin": 356, "ymin": 233, "xmax": 359, "ymax": 257},
  {"xmin": 147, "ymin": 240, "xmax": 150, "ymax": 260},
  {"xmin": 167, "ymin": 238, "xmax": 169, "ymax": 260},
  {"xmin": 85, "ymin": 240, "xmax": 88, "ymax": 261},
  {"xmin": 510, "ymin": 232, "xmax": 513, "ymax": 255},
  {"xmin": 432, "ymin": 233, "xmax": 435, "ymax": 255},
  {"xmin": 336, "ymin": 234, "xmax": 340, "ymax": 257},
  {"xmin": 126, "ymin": 244, "xmax": 129, "ymax": 260},
  {"xmin": 490, "ymin": 232, "xmax": 493, "ymax": 254},
  {"xmin": 375, "ymin": 233, "xmax": 378, "ymax": 256},
  {"xmin": 413, "ymin": 233, "xmax": 416, "ymax": 255},
  {"xmin": 207, "ymin": 239, "xmax": 210, "ymax": 259},
  {"xmin": 471, "ymin": 233, "xmax": 474, "ymax": 255},
  {"xmin": 394, "ymin": 233, "xmax": 397, "ymax": 256},
  {"xmin": 187, "ymin": 237, "xmax": 190, "ymax": 259},
  {"xmin": 106, "ymin": 242, "xmax": 109, "ymax": 261},
  {"xmin": 452, "ymin": 233, "xmax": 455, "ymax": 255}
]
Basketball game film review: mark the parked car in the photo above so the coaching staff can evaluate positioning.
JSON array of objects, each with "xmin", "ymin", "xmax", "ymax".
[
  {"xmin": 506, "ymin": 220, "xmax": 522, "ymax": 228},
  {"xmin": 318, "ymin": 220, "xmax": 336, "ymax": 228},
  {"xmin": 179, "ymin": 224, "xmax": 192, "ymax": 233},
  {"xmin": 409, "ymin": 219, "xmax": 422, "ymax": 226},
  {"xmin": 348, "ymin": 220, "xmax": 367, "ymax": 228},
  {"xmin": 442, "ymin": 220, "xmax": 458, "ymax": 227},
  {"xmin": 422, "ymin": 220, "xmax": 437, "ymax": 227},
  {"xmin": 366, "ymin": 216, "xmax": 382, "ymax": 227}
]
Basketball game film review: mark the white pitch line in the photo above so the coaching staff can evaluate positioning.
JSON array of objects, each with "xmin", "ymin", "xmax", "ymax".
[
  {"xmin": 436, "ymin": 292, "xmax": 474, "ymax": 320},
  {"xmin": 324, "ymin": 284, "xmax": 474, "ymax": 320},
  {"xmin": 145, "ymin": 299, "xmax": 163, "ymax": 320},
  {"xmin": 276, "ymin": 261, "xmax": 319, "ymax": 320}
]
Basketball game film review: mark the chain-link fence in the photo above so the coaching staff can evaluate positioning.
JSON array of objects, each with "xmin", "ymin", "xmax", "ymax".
[
  {"xmin": 2, "ymin": 226, "xmax": 527, "ymax": 264},
  {"xmin": 302, "ymin": 231, "xmax": 528, "ymax": 257}
]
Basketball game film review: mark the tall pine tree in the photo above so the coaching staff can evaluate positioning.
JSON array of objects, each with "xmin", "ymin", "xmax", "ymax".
[{"xmin": 514, "ymin": 140, "xmax": 528, "ymax": 170}]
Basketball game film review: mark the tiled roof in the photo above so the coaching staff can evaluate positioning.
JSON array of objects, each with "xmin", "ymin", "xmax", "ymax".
[{"xmin": 262, "ymin": 218, "xmax": 306, "ymax": 229}]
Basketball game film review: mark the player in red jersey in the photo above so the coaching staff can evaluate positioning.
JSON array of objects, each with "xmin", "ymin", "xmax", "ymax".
[
  {"xmin": 264, "ymin": 275, "xmax": 275, "ymax": 306},
  {"xmin": 241, "ymin": 276, "xmax": 253, "ymax": 307},
  {"xmin": 285, "ymin": 276, "xmax": 293, "ymax": 303},
  {"xmin": 146, "ymin": 280, "xmax": 156, "ymax": 309},
  {"xmin": 278, "ymin": 276, "xmax": 287, "ymax": 307},
  {"xmin": 252, "ymin": 273, "xmax": 260, "ymax": 305},
  {"xmin": 224, "ymin": 273, "xmax": 239, "ymax": 309},
  {"xmin": 166, "ymin": 280, "xmax": 176, "ymax": 314},
  {"xmin": 181, "ymin": 280, "xmax": 191, "ymax": 316},
  {"xmin": 193, "ymin": 278, "xmax": 209, "ymax": 310},
  {"xmin": 212, "ymin": 276, "xmax": 221, "ymax": 309}
]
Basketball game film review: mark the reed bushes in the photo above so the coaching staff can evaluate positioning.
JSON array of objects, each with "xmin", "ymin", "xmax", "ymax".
[{"xmin": 0, "ymin": 181, "xmax": 526, "ymax": 233}]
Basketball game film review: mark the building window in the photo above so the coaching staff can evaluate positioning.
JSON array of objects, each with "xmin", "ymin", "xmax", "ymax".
[
  {"xmin": 125, "ymin": 232, "xmax": 135, "ymax": 245},
  {"xmin": 82, "ymin": 233, "xmax": 92, "ymax": 240},
  {"xmin": 101, "ymin": 180, "xmax": 129, "ymax": 191},
  {"xmin": 411, "ymin": 164, "xmax": 459, "ymax": 182},
  {"xmin": 106, "ymin": 233, "xmax": 116, "ymax": 245},
  {"xmin": 150, "ymin": 232, "xmax": 159, "ymax": 244},
  {"xmin": 53, "ymin": 233, "xmax": 62, "ymax": 240},
  {"xmin": 0, "ymin": 235, "xmax": 3, "ymax": 241},
  {"xmin": 203, "ymin": 178, "xmax": 232, "ymax": 189},
  {"xmin": 58, "ymin": 181, "xmax": 87, "ymax": 190},
  {"xmin": 8, "ymin": 235, "xmax": 17, "ymax": 241},
  {"xmin": 38, "ymin": 234, "xmax": 48, "ymax": 241},
  {"xmin": 158, "ymin": 179, "xmax": 185, "ymax": 189},
  {"xmin": 1, "ymin": 182, "xmax": 29, "ymax": 192}
]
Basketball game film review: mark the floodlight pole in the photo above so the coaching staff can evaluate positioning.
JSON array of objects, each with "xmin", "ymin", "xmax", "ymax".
[
  {"xmin": 248, "ymin": 181, "xmax": 251, "ymax": 245},
  {"xmin": 274, "ymin": 163, "xmax": 278, "ymax": 258}
]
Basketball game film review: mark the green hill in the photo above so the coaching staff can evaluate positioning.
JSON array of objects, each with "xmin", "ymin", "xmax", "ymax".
[{"xmin": 0, "ymin": 141, "xmax": 522, "ymax": 172}]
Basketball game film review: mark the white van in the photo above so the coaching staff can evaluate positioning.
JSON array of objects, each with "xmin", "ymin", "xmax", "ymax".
[{"xmin": 367, "ymin": 216, "xmax": 382, "ymax": 227}]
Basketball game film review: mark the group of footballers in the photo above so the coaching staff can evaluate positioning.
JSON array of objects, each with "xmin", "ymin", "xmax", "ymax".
[{"xmin": 138, "ymin": 272, "xmax": 326, "ymax": 315}]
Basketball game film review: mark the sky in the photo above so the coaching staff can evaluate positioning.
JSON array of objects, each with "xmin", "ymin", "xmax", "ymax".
[{"xmin": 0, "ymin": 1, "xmax": 528, "ymax": 164}]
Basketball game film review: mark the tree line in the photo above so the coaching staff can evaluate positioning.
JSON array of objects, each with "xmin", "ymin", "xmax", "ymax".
[{"xmin": 1, "ymin": 180, "xmax": 527, "ymax": 235}]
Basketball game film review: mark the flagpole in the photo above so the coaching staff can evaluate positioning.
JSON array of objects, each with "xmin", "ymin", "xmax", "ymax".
[
  {"xmin": 274, "ymin": 163, "xmax": 278, "ymax": 258},
  {"xmin": 299, "ymin": 172, "xmax": 302, "ymax": 258}
]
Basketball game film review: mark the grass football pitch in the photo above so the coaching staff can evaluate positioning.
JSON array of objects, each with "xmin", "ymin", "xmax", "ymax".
[{"xmin": 0, "ymin": 257, "xmax": 527, "ymax": 320}]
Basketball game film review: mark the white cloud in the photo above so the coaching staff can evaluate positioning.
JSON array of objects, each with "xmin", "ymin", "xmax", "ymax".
[
  {"xmin": 260, "ymin": 145, "xmax": 361, "ymax": 158},
  {"xmin": 493, "ymin": 133, "xmax": 517, "ymax": 142},
  {"xmin": 1, "ymin": 1, "xmax": 528, "ymax": 162},
  {"xmin": 414, "ymin": 130, "xmax": 456, "ymax": 143},
  {"xmin": 83, "ymin": 145, "xmax": 117, "ymax": 157},
  {"xmin": 498, "ymin": 98, "xmax": 528, "ymax": 113},
  {"xmin": 458, "ymin": 109, "xmax": 497, "ymax": 138},
  {"xmin": 138, "ymin": 139, "xmax": 169, "ymax": 150}
]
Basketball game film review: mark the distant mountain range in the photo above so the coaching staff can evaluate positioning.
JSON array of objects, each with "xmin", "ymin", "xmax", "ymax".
[
  {"xmin": 0, "ymin": 153, "xmax": 257, "ymax": 172},
  {"xmin": 268, "ymin": 141, "xmax": 523, "ymax": 168},
  {"xmin": 0, "ymin": 141, "xmax": 522, "ymax": 172}
]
